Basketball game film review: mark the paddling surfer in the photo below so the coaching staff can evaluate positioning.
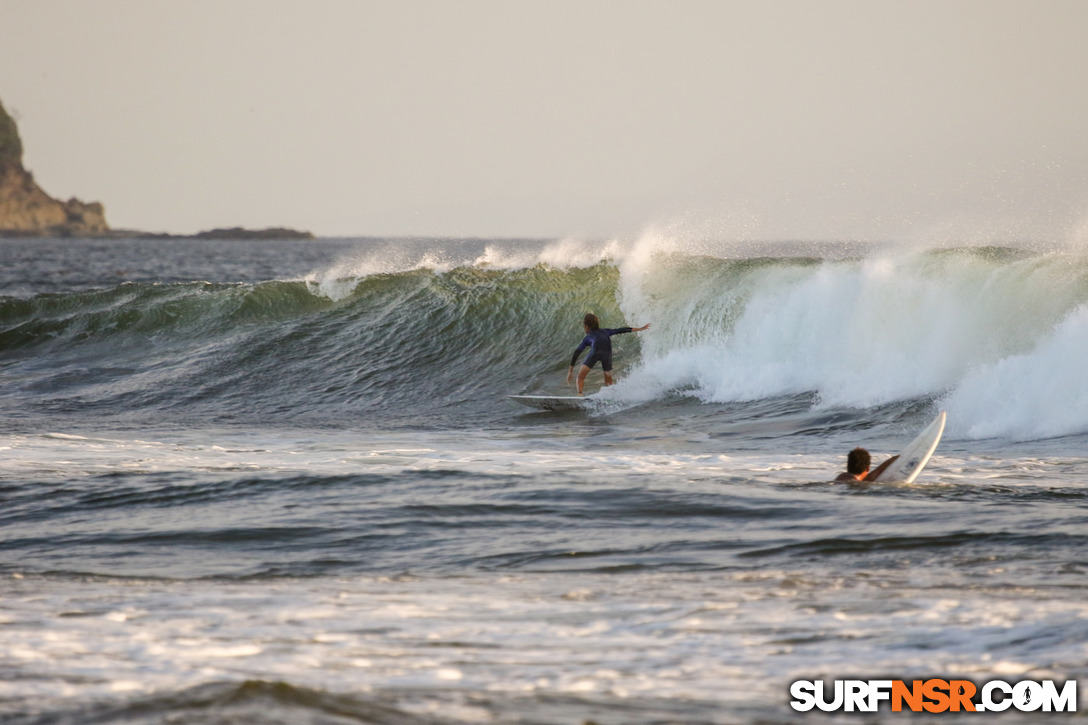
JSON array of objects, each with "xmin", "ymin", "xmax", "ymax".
[
  {"xmin": 835, "ymin": 447, "xmax": 899, "ymax": 482},
  {"xmin": 566, "ymin": 313, "xmax": 650, "ymax": 395}
]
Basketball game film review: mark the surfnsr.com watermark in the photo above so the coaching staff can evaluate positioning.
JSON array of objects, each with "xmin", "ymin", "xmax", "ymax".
[{"xmin": 790, "ymin": 679, "xmax": 1078, "ymax": 713}]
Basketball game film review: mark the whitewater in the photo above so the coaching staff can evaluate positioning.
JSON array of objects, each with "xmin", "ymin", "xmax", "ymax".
[{"xmin": 1, "ymin": 234, "xmax": 1087, "ymax": 723}]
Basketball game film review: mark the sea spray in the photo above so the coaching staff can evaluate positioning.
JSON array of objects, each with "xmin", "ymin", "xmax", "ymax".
[
  {"xmin": 943, "ymin": 303, "xmax": 1088, "ymax": 440},
  {"xmin": 608, "ymin": 244, "xmax": 1088, "ymax": 438}
]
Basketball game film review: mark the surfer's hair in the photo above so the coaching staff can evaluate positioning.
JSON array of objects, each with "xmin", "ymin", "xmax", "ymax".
[
  {"xmin": 583, "ymin": 313, "xmax": 600, "ymax": 330},
  {"xmin": 846, "ymin": 447, "xmax": 871, "ymax": 475}
]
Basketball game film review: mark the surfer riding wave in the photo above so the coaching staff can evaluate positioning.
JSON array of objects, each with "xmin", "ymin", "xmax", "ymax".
[{"xmin": 566, "ymin": 313, "xmax": 650, "ymax": 395}]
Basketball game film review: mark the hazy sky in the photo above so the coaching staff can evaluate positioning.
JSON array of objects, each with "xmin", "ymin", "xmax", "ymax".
[{"xmin": 1, "ymin": 0, "xmax": 1087, "ymax": 240}]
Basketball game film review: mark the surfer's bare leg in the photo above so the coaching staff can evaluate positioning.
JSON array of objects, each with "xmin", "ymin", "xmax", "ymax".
[
  {"xmin": 603, "ymin": 371, "xmax": 614, "ymax": 386},
  {"xmin": 576, "ymin": 365, "xmax": 591, "ymax": 395}
]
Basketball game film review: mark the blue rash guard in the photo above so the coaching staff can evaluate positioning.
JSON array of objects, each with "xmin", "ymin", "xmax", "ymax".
[{"xmin": 570, "ymin": 327, "xmax": 633, "ymax": 372}]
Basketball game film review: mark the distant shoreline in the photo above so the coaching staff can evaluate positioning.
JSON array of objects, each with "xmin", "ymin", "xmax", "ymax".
[{"xmin": 0, "ymin": 225, "xmax": 315, "ymax": 240}]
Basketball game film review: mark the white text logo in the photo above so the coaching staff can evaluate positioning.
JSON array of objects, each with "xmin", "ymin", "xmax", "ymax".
[{"xmin": 790, "ymin": 679, "xmax": 1077, "ymax": 713}]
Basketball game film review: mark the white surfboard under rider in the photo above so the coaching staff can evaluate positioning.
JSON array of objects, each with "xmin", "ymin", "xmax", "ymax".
[{"xmin": 507, "ymin": 394, "xmax": 595, "ymax": 412}]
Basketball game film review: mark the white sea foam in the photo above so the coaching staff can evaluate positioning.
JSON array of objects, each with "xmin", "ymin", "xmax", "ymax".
[
  {"xmin": 611, "ymin": 244, "xmax": 1088, "ymax": 440},
  {"xmin": 302, "ymin": 235, "xmax": 632, "ymax": 300},
  {"xmin": 2, "ymin": 567, "xmax": 1085, "ymax": 716},
  {"xmin": 0, "ymin": 428, "xmax": 780, "ymax": 485},
  {"xmin": 943, "ymin": 303, "xmax": 1088, "ymax": 440}
]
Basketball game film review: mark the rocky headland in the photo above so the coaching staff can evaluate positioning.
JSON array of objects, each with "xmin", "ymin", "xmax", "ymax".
[
  {"xmin": 0, "ymin": 97, "xmax": 312, "ymax": 240},
  {"xmin": 0, "ymin": 98, "xmax": 109, "ymax": 237}
]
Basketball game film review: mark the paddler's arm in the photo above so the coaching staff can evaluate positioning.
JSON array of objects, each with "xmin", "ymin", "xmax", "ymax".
[{"xmin": 863, "ymin": 455, "xmax": 899, "ymax": 482}]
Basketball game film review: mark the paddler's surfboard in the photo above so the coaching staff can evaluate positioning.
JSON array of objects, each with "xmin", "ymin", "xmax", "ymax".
[
  {"xmin": 508, "ymin": 395, "xmax": 595, "ymax": 412},
  {"xmin": 872, "ymin": 411, "xmax": 946, "ymax": 483}
]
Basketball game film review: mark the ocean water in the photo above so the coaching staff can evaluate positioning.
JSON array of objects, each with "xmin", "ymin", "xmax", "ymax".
[{"xmin": 1, "ymin": 234, "xmax": 1087, "ymax": 723}]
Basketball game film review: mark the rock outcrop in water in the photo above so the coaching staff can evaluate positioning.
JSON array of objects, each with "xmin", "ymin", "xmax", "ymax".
[{"xmin": 0, "ymin": 98, "xmax": 109, "ymax": 237}]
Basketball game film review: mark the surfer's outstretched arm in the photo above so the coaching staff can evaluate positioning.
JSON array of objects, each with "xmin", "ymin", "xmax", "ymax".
[
  {"xmin": 864, "ymin": 455, "xmax": 899, "ymax": 482},
  {"xmin": 607, "ymin": 324, "xmax": 651, "ymax": 336}
]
